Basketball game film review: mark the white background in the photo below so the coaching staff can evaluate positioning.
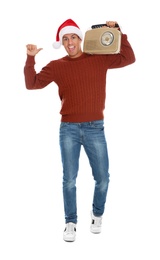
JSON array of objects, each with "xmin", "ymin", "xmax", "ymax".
[{"xmin": 0, "ymin": 0, "xmax": 160, "ymax": 259}]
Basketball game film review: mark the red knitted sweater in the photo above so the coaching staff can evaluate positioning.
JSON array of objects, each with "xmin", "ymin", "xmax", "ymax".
[{"xmin": 24, "ymin": 34, "xmax": 135, "ymax": 122}]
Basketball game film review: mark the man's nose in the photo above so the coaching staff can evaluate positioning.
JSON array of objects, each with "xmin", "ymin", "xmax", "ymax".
[{"xmin": 68, "ymin": 38, "xmax": 73, "ymax": 44}]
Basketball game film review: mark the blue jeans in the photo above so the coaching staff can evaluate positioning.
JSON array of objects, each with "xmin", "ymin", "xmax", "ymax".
[{"xmin": 59, "ymin": 120, "xmax": 110, "ymax": 224}]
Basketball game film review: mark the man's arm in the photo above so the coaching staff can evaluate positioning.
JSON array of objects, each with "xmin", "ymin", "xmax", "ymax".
[{"xmin": 24, "ymin": 44, "xmax": 45, "ymax": 90}]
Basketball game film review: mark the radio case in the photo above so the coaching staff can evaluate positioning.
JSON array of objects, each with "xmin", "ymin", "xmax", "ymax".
[{"xmin": 83, "ymin": 27, "xmax": 121, "ymax": 54}]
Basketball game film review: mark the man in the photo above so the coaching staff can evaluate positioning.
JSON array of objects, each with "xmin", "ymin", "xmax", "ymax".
[{"xmin": 24, "ymin": 18, "xmax": 135, "ymax": 242}]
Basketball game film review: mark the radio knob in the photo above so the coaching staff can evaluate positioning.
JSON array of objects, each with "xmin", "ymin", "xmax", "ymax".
[{"xmin": 101, "ymin": 31, "xmax": 114, "ymax": 46}]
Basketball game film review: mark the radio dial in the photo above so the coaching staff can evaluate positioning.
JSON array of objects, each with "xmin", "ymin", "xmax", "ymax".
[{"xmin": 101, "ymin": 32, "xmax": 114, "ymax": 46}]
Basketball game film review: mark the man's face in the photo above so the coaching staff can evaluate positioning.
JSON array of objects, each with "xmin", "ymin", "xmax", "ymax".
[{"xmin": 62, "ymin": 33, "xmax": 82, "ymax": 58}]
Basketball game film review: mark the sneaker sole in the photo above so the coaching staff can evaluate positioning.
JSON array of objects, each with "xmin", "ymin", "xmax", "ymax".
[{"xmin": 63, "ymin": 237, "xmax": 76, "ymax": 242}]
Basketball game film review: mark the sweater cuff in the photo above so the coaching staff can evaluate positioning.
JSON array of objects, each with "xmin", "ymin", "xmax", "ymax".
[{"xmin": 25, "ymin": 55, "xmax": 35, "ymax": 66}]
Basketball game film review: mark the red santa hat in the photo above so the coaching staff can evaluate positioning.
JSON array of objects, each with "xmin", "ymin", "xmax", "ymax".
[{"xmin": 53, "ymin": 19, "xmax": 83, "ymax": 49}]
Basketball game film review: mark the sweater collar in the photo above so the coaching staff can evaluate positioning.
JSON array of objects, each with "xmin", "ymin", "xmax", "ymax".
[{"xmin": 62, "ymin": 52, "xmax": 89, "ymax": 61}]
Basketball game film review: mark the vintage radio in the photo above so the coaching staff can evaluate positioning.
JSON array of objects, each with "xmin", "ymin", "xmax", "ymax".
[{"xmin": 83, "ymin": 24, "xmax": 121, "ymax": 54}]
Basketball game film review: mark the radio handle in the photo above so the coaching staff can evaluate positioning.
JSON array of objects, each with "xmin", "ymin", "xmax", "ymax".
[{"xmin": 91, "ymin": 23, "xmax": 119, "ymax": 29}]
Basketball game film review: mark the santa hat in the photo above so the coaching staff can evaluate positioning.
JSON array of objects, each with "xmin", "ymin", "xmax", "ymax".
[{"xmin": 53, "ymin": 19, "xmax": 83, "ymax": 49}]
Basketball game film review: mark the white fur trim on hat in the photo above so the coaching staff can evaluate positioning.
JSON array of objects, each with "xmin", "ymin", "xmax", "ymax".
[{"xmin": 59, "ymin": 26, "xmax": 83, "ymax": 42}]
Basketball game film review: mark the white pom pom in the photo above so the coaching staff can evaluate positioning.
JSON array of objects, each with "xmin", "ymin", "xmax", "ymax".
[{"xmin": 52, "ymin": 41, "xmax": 61, "ymax": 49}]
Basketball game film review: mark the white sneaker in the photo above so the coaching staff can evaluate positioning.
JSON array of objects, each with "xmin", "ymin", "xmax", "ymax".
[
  {"xmin": 90, "ymin": 211, "xmax": 102, "ymax": 234},
  {"xmin": 63, "ymin": 222, "xmax": 76, "ymax": 242}
]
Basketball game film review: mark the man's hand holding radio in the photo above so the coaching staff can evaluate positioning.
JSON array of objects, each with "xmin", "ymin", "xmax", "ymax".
[{"xmin": 106, "ymin": 21, "xmax": 119, "ymax": 28}]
